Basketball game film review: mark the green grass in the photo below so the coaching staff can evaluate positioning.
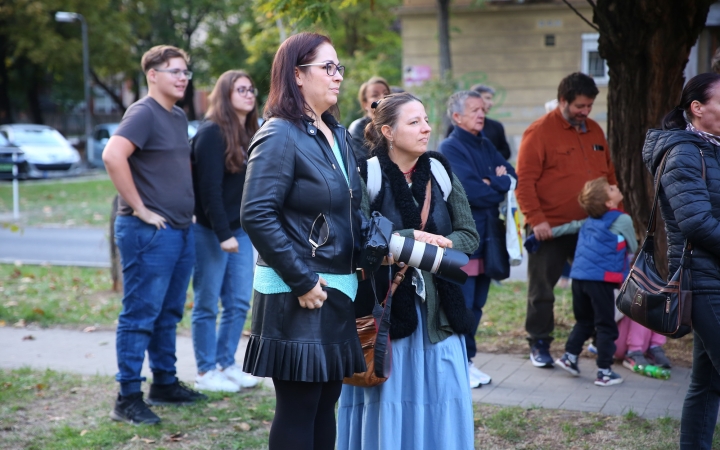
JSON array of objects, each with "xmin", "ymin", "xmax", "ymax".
[
  {"xmin": 0, "ymin": 367, "xmax": 274, "ymax": 450},
  {"xmin": 0, "ymin": 176, "xmax": 116, "ymax": 227},
  {"xmin": 0, "ymin": 264, "xmax": 245, "ymax": 332}
]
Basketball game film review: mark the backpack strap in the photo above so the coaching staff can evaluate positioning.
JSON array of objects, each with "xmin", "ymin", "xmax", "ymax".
[
  {"xmin": 366, "ymin": 156, "xmax": 382, "ymax": 204},
  {"xmin": 429, "ymin": 157, "xmax": 452, "ymax": 201},
  {"xmin": 367, "ymin": 155, "xmax": 453, "ymax": 203}
]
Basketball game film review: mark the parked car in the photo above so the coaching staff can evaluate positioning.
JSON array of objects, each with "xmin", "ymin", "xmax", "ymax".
[
  {"xmin": 0, "ymin": 124, "xmax": 82, "ymax": 179},
  {"xmin": 0, "ymin": 133, "xmax": 24, "ymax": 180},
  {"xmin": 90, "ymin": 121, "xmax": 199, "ymax": 169},
  {"xmin": 89, "ymin": 123, "xmax": 118, "ymax": 168}
]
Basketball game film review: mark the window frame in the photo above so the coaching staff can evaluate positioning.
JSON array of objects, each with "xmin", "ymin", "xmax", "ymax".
[{"xmin": 581, "ymin": 33, "xmax": 609, "ymax": 85}]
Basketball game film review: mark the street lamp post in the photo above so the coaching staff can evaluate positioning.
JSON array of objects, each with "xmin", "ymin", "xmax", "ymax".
[{"xmin": 55, "ymin": 11, "xmax": 93, "ymax": 165}]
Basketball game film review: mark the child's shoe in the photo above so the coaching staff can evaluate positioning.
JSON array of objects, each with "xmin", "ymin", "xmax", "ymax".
[
  {"xmin": 556, "ymin": 352, "xmax": 580, "ymax": 376},
  {"xmin": 647, "ymin": 346, "xmax": 672, "ymax": 369},
  {"xmin": 622, "ymin": 351, "xmax": 650, "ymax": 371},
  {"xmin": 594, "ymin": 368, "xmax": 623, "ymax": 387}
]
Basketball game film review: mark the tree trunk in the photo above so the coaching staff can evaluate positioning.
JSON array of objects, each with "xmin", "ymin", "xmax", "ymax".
[
  {"xmin": 593, "ymin": 0, "xmax": 713, "ymax": 275},
  {"xmin": 182, "ymin": 78, "xmax": 196, "ymax": 120},
  {"xmin": 0, "ymin": 33, "xmax": 12, "ymax": 124},
  {"xmin": 91, "ymin": 69, "xmax": 126, "ymax": 114},
  {"xmin": 437, "ymin": 0, "xmax": 452, "ymax": 80}
]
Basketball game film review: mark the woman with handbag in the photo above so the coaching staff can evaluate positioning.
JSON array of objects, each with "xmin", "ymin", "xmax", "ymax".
[
  {"xmin": 190, "ymin": 70, "xmax": 260, "ymax": 393},
  {"xmin": 438, "ymin": 90, "xmax": 517, "ymax": 388},
  {"xmin": 240, "ymin": 32, "xmax": 366, "ymax": 450},
  {"xmin": 336, "ymin": 92, "xmax": 480, "ymax": 450},
  {"xmin": 642, "ymin": 72, "xmax": 720, "ymax": 449}
]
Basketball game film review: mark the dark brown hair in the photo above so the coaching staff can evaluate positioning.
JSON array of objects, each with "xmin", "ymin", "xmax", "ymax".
[
  {"xmin": 578, "ymin": 177, "xmax": 610, "ymax": 218},
  {"xmin": 365, "ymin": 92, "xmax": 423, "ymax": 156},
  {"xmin": 662, "ymin": 72, "xmax": 720, "ymax": 130},
  {"xmin": 557, "ymin": 72, "xmax": 599, "ymax": 104},
  {"xmin": 205, "ymin": 70, "xmax": 259, "ymax": 173},
  {"xmin": 264, "ymin": 32, "xmax": 339, "ymax": 126},
  {"xmin": 357, "ymin": 76, "xmax": 391, "ymax": 112},
  {"xmin": 141, "ymin": 45, "xmax": 189, "ymax": 73}
]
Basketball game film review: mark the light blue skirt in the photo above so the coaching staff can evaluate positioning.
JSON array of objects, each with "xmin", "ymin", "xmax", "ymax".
[{"xmin": 336, "ymin": 296, "xmax": 475, "ymax": 450}]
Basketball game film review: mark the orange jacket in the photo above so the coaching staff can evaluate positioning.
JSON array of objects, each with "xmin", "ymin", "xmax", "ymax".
[{"xmin": 516, "ymin": 108, "xmax": 617, "ymax": 228}]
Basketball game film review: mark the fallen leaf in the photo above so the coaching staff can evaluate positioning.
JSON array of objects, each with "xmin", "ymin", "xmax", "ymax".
[
  {"xmin": 130, "ymin": 434, "xmax": 139, "ymax": 442},
  {"xmin": 35, "ymin": 383, "xmax": 46, "ymax": 390},
  {"xmin": 32, "ymin": 307, "xmax": 45, "ymax": 315},
  {"xmin": 0, "ymin": 320, "xmax": 6, "ymax": 327},
  {"xmin": 140, "ymin": 438, "xmax": 155, "ymax": 444},
  {"xmin": 20, "ymin": 277, "xmax": 33, "ymax": 283},
  {"xmin": 82, "ymin": 326, "xmax": 96, "ymax": 333},
  {"xmin": 4, "ymin": 301, "xmax": 18, "ymax": 307},
  {"xmin": 208, "ymin": 416, "xmax": 218, "ymax": 422},
  {"xmin": 48, "ymin": 416, "xmax": 65, "ymax": 421},
  {"xmin": 242, "ymin": 329, "xmax": 251, "ymax": 337},
  {"xmin": 80, "ymin": 429, "xmax": 88, "ymax": 436},
  {"xmin": 22, "ymin": 335, "xmax": 35, "ymax": 341},
  {"xmin": 168, "ymin": 432, "xmax": 183, "ymax": 441},
  {"xmin": 228, "ymin": 417, "xmax": 243, "ymax": 422},
  {"xmin": 70, "ymin": 387, "xmax": 79, "ymax": 394},
  {"xmin": 234, "ymin": 422, "xmax": 251, "ymax": 432},
  {"xmin": 13, "ymin": 319, "xmax": 25, "ymax": 328}
]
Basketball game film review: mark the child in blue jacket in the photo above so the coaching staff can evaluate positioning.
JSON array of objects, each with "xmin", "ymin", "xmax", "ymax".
[{"xmin": 555, "ymin": 177, "xmax": 637, "ymax": 386}]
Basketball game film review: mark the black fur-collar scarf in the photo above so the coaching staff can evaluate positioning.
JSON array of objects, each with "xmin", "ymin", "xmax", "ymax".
[{"xmin": 366, "ymin": 151, "xmax": 474, "ymax": 340}]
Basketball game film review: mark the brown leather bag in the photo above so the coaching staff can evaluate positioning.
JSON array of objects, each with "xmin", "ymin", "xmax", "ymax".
[{"xmin": 344, "ymin": 181, "xmax": 432, "ymax": 387}]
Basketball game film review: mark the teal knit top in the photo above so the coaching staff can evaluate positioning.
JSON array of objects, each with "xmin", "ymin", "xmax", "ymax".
[{"xmin": 253, "ymin": 136, "xmax": 358, "ymax": 300}]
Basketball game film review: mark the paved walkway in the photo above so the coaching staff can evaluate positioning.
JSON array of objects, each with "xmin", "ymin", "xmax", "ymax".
[{"xmin": 0, "ymin": 326, "xmax": 689, "ymax": 420}]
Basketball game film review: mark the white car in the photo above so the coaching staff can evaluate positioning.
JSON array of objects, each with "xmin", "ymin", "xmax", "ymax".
[{"xmin": 0, "ymin": 124, "xmax": 83, "ymax": 179}]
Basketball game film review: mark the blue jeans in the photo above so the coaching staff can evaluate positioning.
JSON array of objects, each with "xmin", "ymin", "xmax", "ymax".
[
  {"xmin": 460, "ymin": 274, "xmax": 491, "ymax": 361},
  {"xmin": 681, "ymin": 292, "xmax": 720, "ymax": 449},
  {"xmin": 191, "ymin": 224, "xmax": 254, "ymax": 373},
  {"xmin": 114, "ymin": 215, "xmax": 195, "ymax": 396}
]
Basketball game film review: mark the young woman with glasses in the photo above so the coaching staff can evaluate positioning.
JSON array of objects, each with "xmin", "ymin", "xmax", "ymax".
[
  {"xmin": 190, "ymin": 70, "xmax": 260, "ymax": 393},
  {"xmin": 240, "ymin": 33, "xmax": 365, "ymax": 450}
]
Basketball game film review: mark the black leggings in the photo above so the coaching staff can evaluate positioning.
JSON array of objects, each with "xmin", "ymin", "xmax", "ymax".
[{"xmin": 269, "ymin": 378, "xmax": 343, "ymax": 450}]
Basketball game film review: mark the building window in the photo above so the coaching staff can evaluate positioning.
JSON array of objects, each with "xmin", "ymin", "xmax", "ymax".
[
  {"xmin": 545, "ymin": 34, "xmax": 555, "ymax": 47},
  {"xmin": 581, "ymin": 33, "xmax": 609, "ymax": 85}
]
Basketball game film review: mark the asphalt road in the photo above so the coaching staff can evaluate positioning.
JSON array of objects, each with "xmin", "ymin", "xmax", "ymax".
[{"xmin": 0, "ymin": 226, "xmax": 110, "ymax": 267}]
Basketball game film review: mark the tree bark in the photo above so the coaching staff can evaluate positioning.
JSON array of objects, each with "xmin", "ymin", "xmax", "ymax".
[
  {"xmin": 592, "ymin": 0, "xmax": 713, "ymax": 275},
  {"xmin": 437, "ymin": 0, "xmax": 452, "ymax": 80},
  {"xmin": 0, "ymin": 33, "xmax": 12, "ymax": 124}
]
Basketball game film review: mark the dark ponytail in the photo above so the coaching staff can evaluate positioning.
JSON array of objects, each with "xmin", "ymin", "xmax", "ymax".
[
  {"xmin": 364, "ymin": 92, "xmax": 423, "ymax": 156},
  {"xmin": 662, "ymin": 72, "xmax": 720, "ymax": 130}
]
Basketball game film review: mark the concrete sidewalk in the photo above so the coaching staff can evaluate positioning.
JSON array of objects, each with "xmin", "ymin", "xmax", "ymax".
[{"xmin": 0, "ymin": 326, "xmax": 689, "ymax": 420}]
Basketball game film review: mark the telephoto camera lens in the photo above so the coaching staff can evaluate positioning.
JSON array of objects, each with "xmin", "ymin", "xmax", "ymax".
[{"xmin": 388, "ymin": 234, "xmax": 469, "ymax": 285}]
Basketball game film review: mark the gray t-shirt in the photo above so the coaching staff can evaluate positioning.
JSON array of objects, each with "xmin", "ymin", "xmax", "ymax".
[{"xmin": 114, "ymin": 96, "xmax": 194, "ymax": 229}]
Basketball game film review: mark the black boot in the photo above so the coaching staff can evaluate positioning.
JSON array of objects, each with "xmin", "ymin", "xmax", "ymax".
[
  {"xmin": 110, "ymin": 392, "xmax": 161, "ymax": 425},
  {"xmin": 147, "ymin": 380, "xmax": 208, "ymax": 406}
]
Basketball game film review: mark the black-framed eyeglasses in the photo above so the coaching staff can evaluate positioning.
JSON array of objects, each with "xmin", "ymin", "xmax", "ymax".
[
  {"xmin": 235, "ymin": 86, "xmax": 258, "ymax": 97},
  {"xmin": 298, "ymin": 62, "xmax": 345, "ymax": 77},
  {"xmin": 154, "ymin": 68, "xmax": 193, "ymax": 80}
]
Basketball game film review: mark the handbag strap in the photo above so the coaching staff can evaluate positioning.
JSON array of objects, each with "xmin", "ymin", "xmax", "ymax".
[
  {"xmin": 647, "ymin": 145, "xmax": 706, "ymax": 251},
  {"xmin": 387, "ymin": 180, "xmax": 432, "ymax": 298}
]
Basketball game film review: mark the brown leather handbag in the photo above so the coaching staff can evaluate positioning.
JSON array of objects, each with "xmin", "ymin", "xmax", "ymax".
[
  {"xmin": 616, "ymin": 148, "xmax": 704, "ymax": 339},
  {"xmin": 344, "ymin": 181, "xmax": 432, "ymax": 387}
]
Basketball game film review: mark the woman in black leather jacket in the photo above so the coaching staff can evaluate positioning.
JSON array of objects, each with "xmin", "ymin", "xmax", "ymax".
[
  {"xmin": 240, "ymin": 33, "xmax": 365, "ymax": 450},
  {"xmin": 643, "ymin": 72, "xmax": 720, "ymax": 450}
]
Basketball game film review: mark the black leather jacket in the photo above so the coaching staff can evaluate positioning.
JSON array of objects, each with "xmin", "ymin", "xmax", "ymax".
[{"xmin": 241, "ymin": 113, "xmax": 364, "ymax": 297}]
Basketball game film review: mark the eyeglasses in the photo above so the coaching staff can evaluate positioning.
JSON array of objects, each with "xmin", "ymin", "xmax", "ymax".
[
  {"xmin": 154, "ymin": 68, "xmax": 193, "ymax": 80},
  {"xmin": 235, "ymin": 86, "xmax": 258, "ymax": 97},
  {"xmin": 298, "ymin": 62, "xmax": 345, "ymax": 77}
]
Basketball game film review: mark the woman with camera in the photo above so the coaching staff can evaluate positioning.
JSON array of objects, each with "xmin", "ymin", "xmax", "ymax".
[
  {"xmin": 336, "ymin": 92, "xmax": 479, "ymax": 450},
  {"xmin": 190, "ymin": 70, "xmax": 260, "ymax": 393},
  {"xmin": 240, "ymin": 33, "xmax": 366, "ymax": 450}
]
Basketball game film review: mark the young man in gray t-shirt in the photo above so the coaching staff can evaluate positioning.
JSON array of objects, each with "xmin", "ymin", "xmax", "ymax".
[{"xmin": 103, "ymin": 45, "xmax": 206, "ymax": 426}]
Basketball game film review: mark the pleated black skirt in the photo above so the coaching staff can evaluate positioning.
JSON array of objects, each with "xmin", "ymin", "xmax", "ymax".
[{"xmin": 243, "ymin": 288, "xmax": 366, "ymax": 382}]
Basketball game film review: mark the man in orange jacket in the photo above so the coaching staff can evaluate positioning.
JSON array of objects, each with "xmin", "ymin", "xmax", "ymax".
[{"xmin": 516, "ymin": 72, "xmax": 618, "ymax": 369}]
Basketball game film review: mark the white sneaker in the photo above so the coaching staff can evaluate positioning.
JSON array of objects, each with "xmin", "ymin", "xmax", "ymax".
[
  {"xmin": 469, "ymin": 370, "xmax": 482, "ymax": 389},
  {"xmin": 220, "ymin": 364, "xmax": 259, "ymax": 388},
  {"xmin": 195, "ymin": 369, "xmax": 240, "ymax": 392},
  {"xmin": 469, "ymin": 362, "xmax": 492, "ymax": 385}
]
